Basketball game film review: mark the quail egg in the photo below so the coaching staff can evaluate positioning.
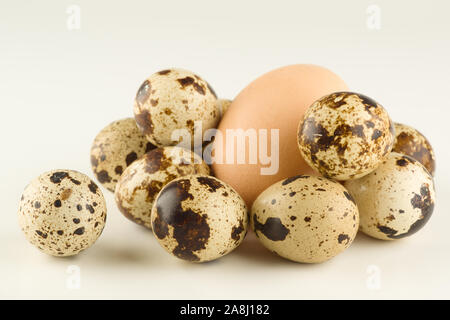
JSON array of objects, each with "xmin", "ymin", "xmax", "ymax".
[
  {"xmin": 217, "ymin": 98, "xmax": 232, "ymax": 118},
  {"xmin": 133, "ymin": 68, "xmax": 220, "ymax": 147},
  {"xmin": 251, "ymin": 175, "xmax": 359, "ymax": 263},
  {"xmin": 344, "ymin": 152, "xmax": 435, "ymax": 240},
  {"xmin": 18, "ymin": 170, "xmax": 107, "ymax": 256},
  {"xmin": 115, "ymin": 146, "xmax": 210, "ymax": 229},
  {"xmin": 297, "ymin": 92, "xmax": 395, "ymax": 180},
  {"xmin": 91, "ymin": 118, "xmax": 157, "ymax": 192},
  {"xmin": 392, "ymin": 123, "xmax": 435, "ymax": 176},
  {"xmin": 196, "ymin": 97, "xmax": 232, "ymax": 165},
  {"xmin": 151, "ymin": 174, "xmax": 248, "ymax": 262}
]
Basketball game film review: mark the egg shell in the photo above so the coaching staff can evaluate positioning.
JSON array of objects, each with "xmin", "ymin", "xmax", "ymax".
[
  {"xmin": 212, "ymin": 64, "xmax": 348, "ymax": 208},
  {"xmin": 298, "ymin": 92, "xmax": 395, "ymax": 180},
  {"xmin": 115, "ymin": 147, "xmax": 210, "ymax": 229},
  {"xmin": 151, "ymin": 174, "xmax": 248, "ymax": 263},
  {"xmin": 193, "ymin": 97, "xmax": 231, "ymax": 166},
  {"xmin": 392, "ymin": 123, "xmax": 435, "ymax": 176},
  {"xmin": 90, "ymin": 118, "xmax": 157, "ymax": 192},
  {"xmin": 251, "ymin": 175, "xmax": 359, "ymax": 263},
  {"xmin": 18, "ymin": 170, "xmax": 107, "ymax": 256},
  {"xmin": 217, "ymin": 98, "xmax": 232, "ymax": 118},
  {"xmin": 344, "ymin": 152, "xmax": 435, "ymax": 240},
  {"xmin": 133, "ymin": 68, "xmax": 220, "ymax": 147}
]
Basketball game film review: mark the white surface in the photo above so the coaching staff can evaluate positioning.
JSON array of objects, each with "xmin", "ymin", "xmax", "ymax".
[{"xmin": 1, "ymin": 0, "xmax": 449, "ymax": 299}]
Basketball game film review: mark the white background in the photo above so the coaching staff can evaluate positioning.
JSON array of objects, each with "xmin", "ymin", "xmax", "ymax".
[{"xmin": 1, "ymin": 0, "xmax": 449, "ymax": 299}]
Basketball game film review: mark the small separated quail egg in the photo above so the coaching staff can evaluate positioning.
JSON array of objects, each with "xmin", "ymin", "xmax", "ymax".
[
  {"xmin": 151, "ymin": 174, "xmax": 248, "ymax": 262},
  {"xmin": 91, "ymin": 118, "xmax": 157, "ymax": 192},
  {"xmin": 133, "ymin": 68, "xmax": 220, "ymax": 147},
  {"xmin": 297, "ymin": 92, "xmax": 395, "ymax": 180},
  {"xmin": 18, "ymin": 170, "xmax": 107, "ymax": 256},
  {"xmin": 344, "ymin": 152, "xmax": 435, "ymax": 240},
  {"xmin": 217, "ymin": 98, "xmax": 232, "ymax": 118},
  {"xmin": 251, "ymin": 175, "xmax": 359, "ymax": 263},
  {"xmin": 115, "ymin": 146, "xmax": 210, "ymax": 229},
  {"xmin": 392, "ymin": 123, "xmax": 435, "ymax": 176}
]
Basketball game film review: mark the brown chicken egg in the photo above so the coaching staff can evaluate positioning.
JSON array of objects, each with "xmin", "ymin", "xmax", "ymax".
[{"xmin": 211, "ymin": 65, "xmax": 348, "ymax": 207}]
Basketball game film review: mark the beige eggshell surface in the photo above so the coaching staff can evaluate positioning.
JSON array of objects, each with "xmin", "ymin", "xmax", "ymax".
[
  {"xmin": 18, "ymin": 170, "xmax": 107, "ymax": 256},
  {"xmin": 133, "ymin": 68, "xmax": 220, "ymax": 147},
  {"xmin": 151, "ymin": 174, "xmax": 248, "ymax": 263},
  {"xmin": 392, "ymin": 123, "xmax": 435, "ymax": 176},
  {"xmin": 251, "ymin": 175, "xmax": 359, "ymax": 263},
  {"xmin": 344, "ymin": 152, "xmax": 435, "ymax": 241},
  {"xmin": 90, "ymin": 118, "xmax": 157, "ymax": 192},
  {"xmin": 298, "ymin": 92, "xmax": 395, "ymax": 180},
  {"xmin": 199, "ymin": 98, "xmax": 231, "ymax": 165},
  {"xmin": 217, "ymin": 98, "xmax": 232, "ymax": 118},
  {"xmin": 212, "ymin": 64, "xmax": 349, "ymax": 208},
  {"xmin": 115, "ymin": 146, "xmax": 210, "ymax": 229}
]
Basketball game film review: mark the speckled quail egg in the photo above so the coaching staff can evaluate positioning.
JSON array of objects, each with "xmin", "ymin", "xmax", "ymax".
[
  {"xmin": 392, "ymin": 123, "xmax": 435, "ymax": 176},
  {"xmin": 297, "ymin": 92, "xmax": 395, "ymax": 180},
  {"xmin": 201, "ymin": 99, "xmax": 232, "ymax": 165},
  {"xmin": 344, "ymin": 152, "xmax": 435, "ymax": 240},
  {"xmin": 133, "ymin": 68, "xmax": 220, "ymax": 147},
  {"xmin": 217, "ymin": 98, "xmax": 232, "ymax": 118},
  {"xmin": 18, "ymin": 170, "xmax": 107, "ymax": 256},
  {"xmin": 115, "ymin": 146, "xmax": 210, "ymax": 229},
  {"xmin": 91, "ymin": 118, "xmax": 157, "ymax": 192},
  {"xmin": 151, "ymin": 174, "xmax": 248, "ymax": 263},
  {"xmin": 251, "ymin": 175, "xmax": 359, "ymax": 263}
]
